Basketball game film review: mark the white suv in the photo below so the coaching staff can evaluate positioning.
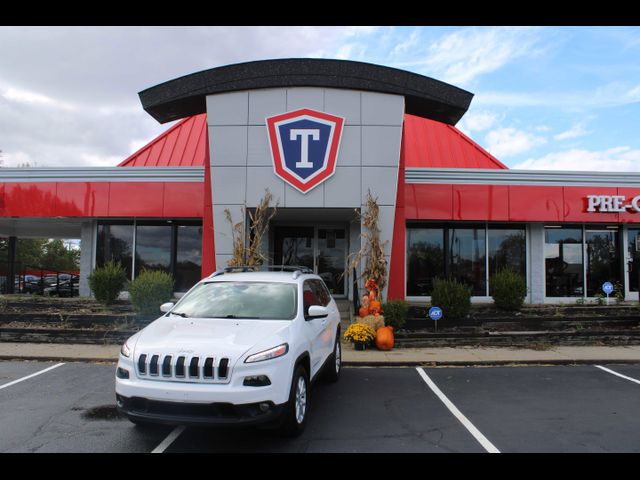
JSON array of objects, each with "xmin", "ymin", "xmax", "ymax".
[{"xmin": 115, "ymin": 266, "xmax": 342, "ymax": 437}]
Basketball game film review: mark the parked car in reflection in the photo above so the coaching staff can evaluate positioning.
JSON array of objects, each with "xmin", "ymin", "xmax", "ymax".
[{"xmin": 44, "ymin": 275, "xmax": 79, "ymax": 297}]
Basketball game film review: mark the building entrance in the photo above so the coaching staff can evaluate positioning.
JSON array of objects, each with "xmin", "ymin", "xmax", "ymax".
[{"xmin": 273, "ymin": 225, "xmax": 347, "ymax": 296}]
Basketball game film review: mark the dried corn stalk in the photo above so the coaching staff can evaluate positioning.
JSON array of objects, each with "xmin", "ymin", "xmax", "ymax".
[
  {"xmin": 224, "ymin": 207, "xmax": 246, "ymax": 267},
  {"xmin": 246, "ymin": 189, "xmax": 278, "ymax": 266},
  {"xmin": 224, "ymin": 189, "xmax": 278, "ymax": 267},
  {"xmin": 347, "ymin": 190, "xmax": 388, "ymax": 297}
]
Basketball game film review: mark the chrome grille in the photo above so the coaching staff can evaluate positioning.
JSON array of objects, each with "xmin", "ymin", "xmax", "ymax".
[{"xmin": 137, "ymin": 353, "xmax": 231, "ymax": 383}]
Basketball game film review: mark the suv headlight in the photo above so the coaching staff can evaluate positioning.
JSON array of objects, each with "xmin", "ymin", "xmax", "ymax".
[
  {"xmin": 120, "ymin": 339, "xmax": 132, "ymax": 358},
  {"xmin": 244, "ymin": 343, "xmax": 289, "ymax": 363}
]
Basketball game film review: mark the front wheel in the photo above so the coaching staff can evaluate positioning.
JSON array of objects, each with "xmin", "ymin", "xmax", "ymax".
[
  {"xmin": 322, "ymin": 335, "xmax": 341, "ymax": 383},
  {"xmin": 278, "ymin": 365, "xmax": 309, "ymax": 437}
]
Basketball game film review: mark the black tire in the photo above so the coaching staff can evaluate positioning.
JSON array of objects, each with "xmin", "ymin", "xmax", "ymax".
[
  {"xmin": 322, "ymin": 334, "xmax": 342, "ymax": 383},
  {"xmin": 279, "ymin": 364, "xmax": 309, "ymax": 438}
]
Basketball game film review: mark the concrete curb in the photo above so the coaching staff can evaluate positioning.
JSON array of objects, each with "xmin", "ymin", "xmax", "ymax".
[{"xmin": 2, "ymin": 343, "xmax": 640, "ymax": 367}]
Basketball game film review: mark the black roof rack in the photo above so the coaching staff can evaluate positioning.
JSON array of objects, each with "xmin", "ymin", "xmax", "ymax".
[{"xmin": 210, "ymin": 265, "xmax": 314, "ymax": 278}]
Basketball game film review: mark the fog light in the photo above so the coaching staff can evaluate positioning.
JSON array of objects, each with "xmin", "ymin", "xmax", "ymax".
[
  {"xmin": 116, "ymin": 367, "xmax": 130, "ymax": 379},
  {"xmin": 259, "ymin": 402, "xmax": 271, "ymax": 412},
  {"xmin": 243, "ymin": 375, "xmax": 271, "ymax": 387}
]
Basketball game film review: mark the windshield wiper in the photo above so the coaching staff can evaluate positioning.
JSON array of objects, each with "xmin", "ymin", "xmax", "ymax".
[
  {"xmin": 223, "ymin": 314, "xmax": 261, "ymax": 319},
  {"xmin": 168, "ymin": 311, "xmax": 189, "ymax": 318}
]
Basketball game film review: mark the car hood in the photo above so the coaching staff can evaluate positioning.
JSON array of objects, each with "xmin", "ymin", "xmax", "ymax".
[{"xmin": 134, "ymin": 316, "xmax": 291, "ymax": 360}]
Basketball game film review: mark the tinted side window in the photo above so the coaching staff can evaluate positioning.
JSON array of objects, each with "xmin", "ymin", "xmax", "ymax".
[
  {"xmin": 303, "ymin": 281, "xmax": 321, "ymax": 315},
  {"xmin": 310, "ymin": 279, "xmax": 331, "ymax": 306}
]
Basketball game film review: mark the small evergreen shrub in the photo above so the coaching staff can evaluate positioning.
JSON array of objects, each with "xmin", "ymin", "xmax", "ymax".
[
  {"xmin": 128, "ymin": 269, "xmax": 175, "ymax": 315},
  {"xmin": 381, "ymin": 300, "xmax": 409, "ymax": 329},
  {"xmin": 430, "ymin": 278, "xmax": 471, "ymax": 320},
  {"xmin": 491, "ymin": 268, "xmax": 527, "ymax": 311},
  {"xmin": 88, "ymin": 261, "xmax": 127, "ymax": 305}
]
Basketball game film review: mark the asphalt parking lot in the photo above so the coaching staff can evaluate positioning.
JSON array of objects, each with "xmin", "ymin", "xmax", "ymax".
[{"xmin": 1, "ymin": 360, "xmax": 640, "ymax": 453}]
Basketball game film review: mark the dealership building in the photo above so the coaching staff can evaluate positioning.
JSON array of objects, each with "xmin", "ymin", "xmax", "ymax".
[{"xmin": 2, "ymin": 58, "xmax": 640, "ymax": 304}]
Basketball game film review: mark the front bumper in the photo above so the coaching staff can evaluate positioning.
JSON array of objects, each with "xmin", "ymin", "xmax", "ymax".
[{"xmin": 116, "ymin": 394, "xmax": 285, "ymax": 427}]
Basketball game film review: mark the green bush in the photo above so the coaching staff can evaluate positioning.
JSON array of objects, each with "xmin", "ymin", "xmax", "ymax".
[
  {"xmin": 381, "ymin": 300, "xmax": 409, "ymax": 329},
  {"xmin": 491, "ymin": 268, "xmax": 527, "ymax": 311},
  {"xmin": 430, "ymin": 278, "xmax": 471, "ymax": 320},
  {"xmin": 128, "ymin": 269, "xmax": 175, "ymax": 315},
  {"xmin": 88, "ymin": 261, "xmax": 128, "ymax": 305}
]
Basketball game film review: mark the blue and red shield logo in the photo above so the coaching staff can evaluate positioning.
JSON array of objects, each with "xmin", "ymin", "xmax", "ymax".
[{"xmin": 266, "ymin": 109, "xmax": 344, "ymax": 194}]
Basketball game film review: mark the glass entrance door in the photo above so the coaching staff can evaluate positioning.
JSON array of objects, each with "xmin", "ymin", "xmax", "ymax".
[{"xmin": 273, "ymin": 226, "xmax": 347, "ymax": 296}]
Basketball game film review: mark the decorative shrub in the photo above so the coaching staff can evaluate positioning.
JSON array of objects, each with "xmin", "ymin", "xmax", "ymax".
[
  {"xmin": 381, "ymin": 300, "xmax": 409, "ymax": 329},
  {"xmin": 88, "ymin": 260, "xmax": 128, "ymax": 305},
  {"xmin": 491, "ymin": 268, "xmax": 527, "ymax": 311},
  {"xmin": 128, "ymin": 269, "xmax": 175, "ymax": 315},
  {"xmin": 430, "ymin": 278, "xmax": 471, "ymax": 320}
]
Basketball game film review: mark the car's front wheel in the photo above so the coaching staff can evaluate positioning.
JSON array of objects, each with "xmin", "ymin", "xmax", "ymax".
[
  {"xmin": 279, "ymin": 364, "xmax": 309, "ymax": 437},
  {"xmin": 323, "ymin": 334, "xmax": 341, "ymax": 383}
]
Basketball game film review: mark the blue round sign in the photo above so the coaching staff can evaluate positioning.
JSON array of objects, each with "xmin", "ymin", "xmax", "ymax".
[
  {"xmin": 428, "ymin": 306, "xmax": 443, "ymax": 321},
  {"xmin": 602, "ymin": 282, "xmax": 614, "ymax": 295}
]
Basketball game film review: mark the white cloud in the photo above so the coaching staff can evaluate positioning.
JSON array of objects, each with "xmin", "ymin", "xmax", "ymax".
[
  {"xmin": 485, "ymin": 127, "xmax": 547, "ymax": 158},
  {"xmin": 512, "ymin": 146, "xmax": 640, "ymax": 172},
  {"xmin": 419, "ymin": 27, "xmax": 542, "ymax": 86},
  {"xmin": 554, "ymin": 122, "xmax": 591, "ymax": 141},
  {"xmin": 476, "ymin": 81, "xmax": 640, "ymax": 109},
  {"xmin": 459, "ymin": 110, "xmax": 499, "ymax": 133},
  {"xmin": 0, "ymin": 26, "xmax": 382, "ymax": 167}
]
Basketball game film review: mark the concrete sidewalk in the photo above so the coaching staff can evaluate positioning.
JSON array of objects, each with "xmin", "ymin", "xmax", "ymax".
[{"xmin": 2, "ymin": 342, "xmax": 640, "ymax": 366}]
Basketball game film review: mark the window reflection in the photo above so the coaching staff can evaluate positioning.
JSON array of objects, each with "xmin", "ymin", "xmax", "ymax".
[
  {"xmin": 176, "ymin": 225, "xmax": 202, "ymax": 291},
  {"xmin": 407, "ymin": 227, "xmax": 444, "ymax": 296},
  {"xmin": 449, "ymin": 227, "xmax": 486, "ymax": 296},
  {"xmin": 135, "ymin": 224, "xmax": 172, "ymax": 277},
  {"xmin": 96, "ymin": 220, "xmax": 202, "ymax": 292},
  {"xmin": 96, "ymin": 223, "xmax": 134, "ymax": 280},
  {"xmin": 585, "ymin": 229, "xmax": 620, "ymax": 297},
  {"xmin": 545, "ymin": 227, "xmax": 583, "ymax": 297},
  {"xmin": 407, "ymin": 224, "xmax": 526, "ymax": 297}
]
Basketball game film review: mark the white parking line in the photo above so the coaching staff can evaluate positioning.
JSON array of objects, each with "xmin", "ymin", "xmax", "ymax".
[
  {"xmin": 151, "ymin": 426, "xmax": 186, "ymax": 453},
  {"xmin": 594, "ymin": 365, "xmax": 640, "ymax": 386},
  {"xmin": 0, "ymin": 363, "xmax": 65, "ymax": 391},
  {"xmin": 416, "ymin": 367, "xmax": 500, "ymax": 453}
]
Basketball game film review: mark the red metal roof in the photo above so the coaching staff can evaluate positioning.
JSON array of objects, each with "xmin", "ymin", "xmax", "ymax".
[
  {"xmin": 118, "ymin": 112, "xmax": 507, "ymax": 170},
  {"xmin": 402, "ymin": 114, "xmax": 507, "ymax": 170},
  {"xmin": 118, "ymin": 114, "xmax": 207, "ymax": 167}
]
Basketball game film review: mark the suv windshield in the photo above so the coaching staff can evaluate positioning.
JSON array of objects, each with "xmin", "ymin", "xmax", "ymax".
[{"xmin": 171, "ymin": 281, "xmax": 297, "ymax": 320}]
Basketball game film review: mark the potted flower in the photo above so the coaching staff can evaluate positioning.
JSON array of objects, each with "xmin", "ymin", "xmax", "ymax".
[{"xmin": 343, "ymin": 323, "xmax": 376, "ymax": 350}]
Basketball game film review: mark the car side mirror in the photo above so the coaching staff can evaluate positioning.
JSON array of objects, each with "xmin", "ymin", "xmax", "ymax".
[
  {"xmin": 160, "ymin": 302, "xmax": 175, "ymax": 313},
  {"xmin": 306, "ymin": 305, "xmax": 329, "ymax": 320}
]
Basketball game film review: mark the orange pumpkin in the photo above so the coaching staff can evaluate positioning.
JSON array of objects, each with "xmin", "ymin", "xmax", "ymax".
[
  {"xmin": 375, "ymin": 326, "xmax": 394, "ymax": 351},
  {"xmin": 358, "ymin": 306, "xmax": 369, "ymax": 318},
  {"xmin": 369, "ymin": 299, "xmax": 381, "ymax": 315}
]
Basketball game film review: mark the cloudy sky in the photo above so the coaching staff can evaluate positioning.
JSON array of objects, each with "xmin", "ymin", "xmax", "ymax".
[{"xmin": 1, "ymin": 26, "xmax": 639, "ymax": 171}]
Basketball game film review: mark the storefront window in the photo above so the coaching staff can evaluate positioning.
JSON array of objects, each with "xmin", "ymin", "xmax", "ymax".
[
  {"xmin": 175, "ymin": 225, "xmax": 203, "ymax": 291},
  {"xmin": 585, "ymin": 229, "xmax": 620, "ymax": 297},
  {"xmin": 448, "ymin": 226, "xmax": 486, "ymax": 296},
  {"xmin": 96, "ymin": 220, "xmax": 202, "ymax": 291},
  {"xmin": 406, "ymin": 227, "xmax": 444, "ymax": 296},
  {"xmin": 545, "ymin": 227, "xmax": 584, "ymax": 297},
  {"xmin": 628, "ymin": 228, "xmax": 640, "ymax": 292},
  {"xmin": 407, "ymin": 223, "xmax": 525, "ymax": 297},
  {"xmin": 96, "ymin": 223, "xmax": 134, "ymax": 280},
  {"xmin": 134, "ymin": 223, "xmax": 172, "ymax": 277},
  {"xmin": 488, "ymin": 227, "xmax": 526, "ymax": 293}
]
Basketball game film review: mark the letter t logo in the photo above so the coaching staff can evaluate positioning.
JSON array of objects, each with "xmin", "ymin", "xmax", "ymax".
[{"xmin": 290, "ymin": 129, "xmax": 320, "ymax": 169}]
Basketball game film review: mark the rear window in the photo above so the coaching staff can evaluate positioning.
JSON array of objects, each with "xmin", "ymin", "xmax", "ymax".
[{"xmin": 171, "ymin": 281, "xmax": 297, "ymax": 320}]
